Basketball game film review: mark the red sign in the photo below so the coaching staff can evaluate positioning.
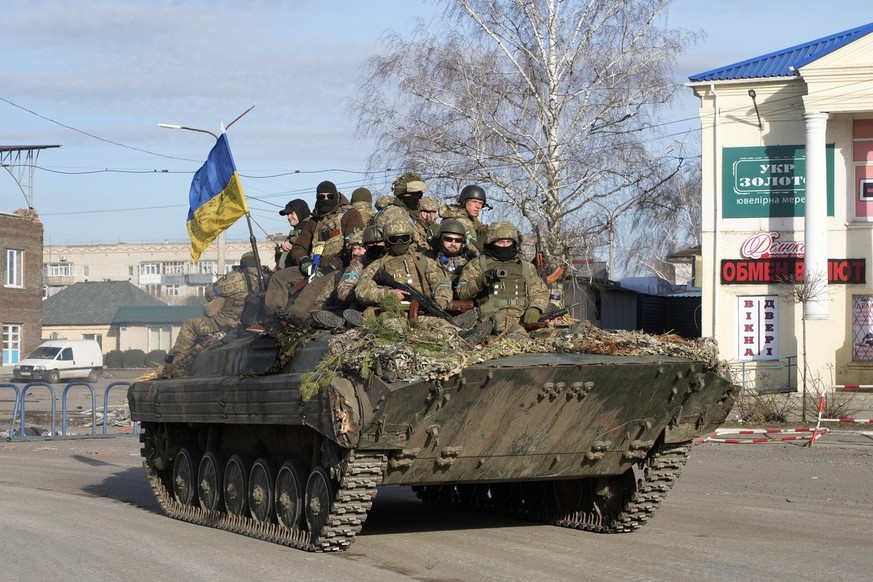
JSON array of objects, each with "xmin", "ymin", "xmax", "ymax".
[{"xmin": 721, "ymin": 259, "xmax": 866, "ymax": 284}]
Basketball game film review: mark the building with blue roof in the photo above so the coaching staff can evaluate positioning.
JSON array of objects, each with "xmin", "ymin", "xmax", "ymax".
[{"xmin": 687, "ymin": 22, "xmax": 873, "ymax": 391}]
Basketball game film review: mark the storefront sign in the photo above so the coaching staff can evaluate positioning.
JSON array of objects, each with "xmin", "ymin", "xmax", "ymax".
[
  {"xmin": 738, "ymin": 296, "xmax": 778, "ymax": 361},
  {"xmin": 722, "ymin": 145, "xmax": 834, "ymax": 218},
  {"xmin": 721, "ymin": 259, "xmax": 866, "ymax": 284},
  {"xmin": 740, "ymin": 232, "xmax": 804, "ymax": 259}
]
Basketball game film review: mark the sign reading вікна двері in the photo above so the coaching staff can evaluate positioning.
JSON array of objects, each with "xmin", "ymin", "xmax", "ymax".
[{"xmin": 722, "ymin": 145, "xmax": 835, "ymax": 218}]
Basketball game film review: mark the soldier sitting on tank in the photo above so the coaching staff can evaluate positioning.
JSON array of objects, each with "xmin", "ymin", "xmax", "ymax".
[
  {"xmin": 264, "ymin": 180, "xmax": 364, "ymax": 323},
  {"xmin": 311, "ymin": 225, "xmax": 386, "ymax": 330},
  {"xmin": 349, "ymin": 186, "xmax": 376, "ymax": 224},
  {"xmin": 439, "ymin": 184, "xmax": 490, "ymax": 252},
  {"xmin": 424, "ymin": 219, "xmax": 476, "ymax": 287},
  {"xmin": 165, "ymin": 252, "xmax": 263, "ymax": 371},
  {"xmin": 375, "ymin": 172, "xmax": 432, "ymax": 252},
  {"xmin": 455, "ymin": 221, "xmax": 550, "ymax": 338},
  {"xmin": 275, "ymin": 198, "xmax": 311, "ymax": 270},
  {"xmin": 347, "ymin": 218, "xmax": 452, "ymax": 327}
]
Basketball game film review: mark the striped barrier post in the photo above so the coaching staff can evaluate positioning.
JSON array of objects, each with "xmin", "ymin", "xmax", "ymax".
[
  {"xmin": 809, "ymin": 395, "xmax": 826, "ymax": 446},
  {"xmin": 694, "ymin": 427, "xmax": 829, "ymax": 445}
]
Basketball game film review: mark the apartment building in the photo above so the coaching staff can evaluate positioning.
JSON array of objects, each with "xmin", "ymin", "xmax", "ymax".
[{"xmin": 43, "ymin": 237, "xmax": 279, "ymax": 306}]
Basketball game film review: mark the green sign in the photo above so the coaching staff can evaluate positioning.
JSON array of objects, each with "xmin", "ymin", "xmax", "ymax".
[{"xmin": 722, "ymin": 145, "xmax": 834, "ymax": 218}]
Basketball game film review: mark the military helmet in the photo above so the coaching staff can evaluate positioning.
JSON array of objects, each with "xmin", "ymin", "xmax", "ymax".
[
  {"xmin": 375, "ymin": 195, "xmax": 395, "ymax": 210},
  {"xmin": 381, "ymin": 217, "xmax": 414, "ymax": 238},
  {"xmin": 239, "ymin": 252, "xmax": 259, "ymax": 268},
  {"xmin": 439, "ymin": 219, "xmax": 467, "ymax": 238},
  {"xmin": 362, "ymin": 224, "xmax": 383, "ymax": 244},
  {"xmin": 392, "ymin": 172, "xmax": 424, "ymax": 196},
  {"xmin": 347, "ymin": 228, "xmax": 365, "ymax": 247},
  {"xmin": 419, "ymin": 197, "xmax": 439, "ymax": 212},
  {"xmin": 459, "ymin": 184, "xmax": 487, "ymax": 205},
  {"xmin": 485, "ymin": 221, "xmax": 519, "ymax": 245}
]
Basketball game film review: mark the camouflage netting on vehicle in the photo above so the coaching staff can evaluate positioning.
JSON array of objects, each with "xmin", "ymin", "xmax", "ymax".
[{"xmin": 296, "ymin": 316, "xmax": 728, "ymax": 398}]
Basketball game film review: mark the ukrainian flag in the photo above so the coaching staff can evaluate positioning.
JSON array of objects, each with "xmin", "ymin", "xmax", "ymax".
[{"xmin": 186, "ymin": 132, "xmax": 249, "ymax": 261}]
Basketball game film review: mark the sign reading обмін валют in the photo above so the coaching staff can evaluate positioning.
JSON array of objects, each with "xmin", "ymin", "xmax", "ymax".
[{"xmin": 722, "ymin": 145, "xmax": 834, "ymax": 218}]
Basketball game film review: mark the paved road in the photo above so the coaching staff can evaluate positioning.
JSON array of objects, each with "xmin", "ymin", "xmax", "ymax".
[{"xmin": 1, "ymin": 436, "xmax": 871, "ymax": 581}]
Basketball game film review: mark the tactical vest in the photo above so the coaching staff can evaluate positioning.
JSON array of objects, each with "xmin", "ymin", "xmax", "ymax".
[
  {"xmin": 475, "ymin": 254, "xmax": 529, "ymax": 315},
  {"xmin": 314, "ymin": 208, "xmax": 350, "ymax": 257}
]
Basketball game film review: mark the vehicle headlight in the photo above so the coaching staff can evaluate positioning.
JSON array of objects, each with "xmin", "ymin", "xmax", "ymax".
[{"xmin": 34, "ymin": 365, "xmax": 45, "ymax": 371}]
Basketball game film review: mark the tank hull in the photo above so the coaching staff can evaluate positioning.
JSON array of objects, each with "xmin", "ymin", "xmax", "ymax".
[{"xmin": 128, "ymin": 332, "xmax": 736, "ymax": 550}]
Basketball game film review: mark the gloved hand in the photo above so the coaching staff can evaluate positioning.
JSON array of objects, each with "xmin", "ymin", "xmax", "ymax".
[
  {"xmin": 299, "ymin": 258, "xmax": 313, "ymax": 276},
  {"xmin": 483, "ymin": 269, "xmax": 500, "ymax": 284},
  {"xmin": 523, "ymin": 307, "xmax": 541, "ymax": 325}
]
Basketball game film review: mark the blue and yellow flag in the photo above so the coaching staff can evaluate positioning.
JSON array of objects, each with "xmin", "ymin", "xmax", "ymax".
[{"xmin": 186, "ymin": 132, "xmax": 249, "ymax": 261}]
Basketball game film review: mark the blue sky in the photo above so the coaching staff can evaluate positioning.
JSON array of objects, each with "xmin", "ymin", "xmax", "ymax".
[{"xmin": 2, "ymin": 0, "xmax": 871, "ymax": 247}]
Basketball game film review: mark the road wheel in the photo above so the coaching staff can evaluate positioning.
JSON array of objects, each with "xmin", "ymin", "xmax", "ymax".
[
  {"xmin": 197, "ymin": 451, "xmax": 224, "ymax": 512},
  {"xmin": 87, "ymin": 368, "xmax": 101, "ymax": 383},
  {"xmin": 223, "ymin": 455, "xmax": 249, "ymax": 517},
  {"xmin": 275, "ymin": 461, "xmax": 304, "ymax": 530},
  {"xmin": 47, "ymin": 369, "xmax": 60, "ymax": 384},
  {"xmin": 248, "ymin": 458, "xmax": 275, "ymax": 523},
  {"xmin": 304, "ymin": 466, "xmax": 336, "ymax": 539},
  {"xmin": 172, "ymin": 447, "xmax": 201, "ymax": 506}
]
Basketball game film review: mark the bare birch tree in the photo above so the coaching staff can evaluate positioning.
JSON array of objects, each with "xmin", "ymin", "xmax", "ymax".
[
  {"xmin": 622, "ymin": 159, "xmax": 702, "ymax": 279},
  {"xmin": 352, "ymin": 0, "xmax": 697, "ymax": 271}
]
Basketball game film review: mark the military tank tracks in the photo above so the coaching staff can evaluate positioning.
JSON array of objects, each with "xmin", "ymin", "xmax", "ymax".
[
  {"xmin": 139, "ymin": 429, "xmax": 386, "ymax": 552},
  {"xmin": 413, "ymin": 443, "xmax": 691, "ymax": 534}
]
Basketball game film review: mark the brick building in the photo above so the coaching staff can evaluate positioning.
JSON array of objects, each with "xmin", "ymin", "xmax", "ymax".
[{"xmin": 0, "ymin": 209, "xmax": 44, "ymax": 363}]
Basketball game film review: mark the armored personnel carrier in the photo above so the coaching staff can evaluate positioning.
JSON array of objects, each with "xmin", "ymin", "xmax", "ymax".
[{"xmin": 128, "ymin": 323, "xmax": 736, "ymax": 552}]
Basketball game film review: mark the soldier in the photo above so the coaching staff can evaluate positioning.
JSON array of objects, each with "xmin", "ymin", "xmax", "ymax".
[
  {"xmin": 375, "ymin": 194, "xmax": 395, "ymax": 211},
  {"xmin": 375, "ymin": 172, "xmax": 431, "ymax": 252},
  {"xmin": 424, "ymin": 219, "xmax": 476, "ymax": 287},
  {"xmin": 439, "ymin": 184, "xmax": 490, "ymax": 252},
  {"xmin": 312, "ymin": 225, "xmax": 385, "ymax": 329},
  {"xmin": 265, "ymin": 180, "xmax": 364, "ymax": 316},
  {"xmin": 165, "ymin": 252, "xmax": 262, "ymax": 367},
  {"xmin": 355, "ymin": 218, "xmax": 453, "ymax": 315},
  {"xmin": 350, "ymin": 187, "xmax": 376, "ymax": 224},
  {"xmin": 275, "ymin": 198, "xmax": 311, "ymax": 269},
  {"xmin": 455, "ymin": 221, "xmax": 550, "ymax": 337}
]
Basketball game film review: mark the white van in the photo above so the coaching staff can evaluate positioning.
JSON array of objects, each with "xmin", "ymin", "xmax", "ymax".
[{"xmin": 12, "ymin": 340, "xmax": 104, "ymax": 384}]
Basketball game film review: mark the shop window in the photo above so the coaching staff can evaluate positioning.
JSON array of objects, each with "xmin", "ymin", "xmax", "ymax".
[{"xmin": 852, "ymin": 296, "xmax": 873, "ymax": 362}]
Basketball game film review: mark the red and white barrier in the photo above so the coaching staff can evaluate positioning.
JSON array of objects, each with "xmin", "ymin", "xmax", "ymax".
[
  {"xmin": 831, "ymin": 384, "xmax": 873, "ymax": 391},
  {"xmin": 694, "ymin": 427, "xmax": 829, "ymax": 445}
]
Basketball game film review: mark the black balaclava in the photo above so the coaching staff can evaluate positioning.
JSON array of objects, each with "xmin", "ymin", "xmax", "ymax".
[
  {"xmin": 399, "ymin": 192, "xmax": 422, "ymax": 210},
  {"xmin": 365, "ymin": 244, "xmax": 387, "ymax": 261},
  {"xmin": 485, "ymin": 242, "xmax": 517, "ymax": 262},
  {"xmin": 314, "ymin": 180, "xmax": 339, "ymax": 215}
]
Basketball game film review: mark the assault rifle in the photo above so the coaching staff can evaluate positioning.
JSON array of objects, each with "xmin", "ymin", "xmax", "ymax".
[
  {"xmin": 373, "ymin": 268, "xmax": 455, "ymax": 321},
  {"xmin": 523, "ymin": 303, "xmax": 577, "ymax": 331}
]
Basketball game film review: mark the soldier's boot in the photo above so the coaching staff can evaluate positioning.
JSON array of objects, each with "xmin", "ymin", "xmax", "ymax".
[
  {"xmin": 460, "ymin": 317, "xmax": 493, "ymax": 346},
  {"xmin": 343, "ymin": 308, "xmax": 367, "ymax": 328},
  {"xmin": 449, "ymin": 309, "xmax": 479, "ymax": 330},
  {"xmin": 312, "ymin": 310, "xmax": 346, "ymax": 330}
]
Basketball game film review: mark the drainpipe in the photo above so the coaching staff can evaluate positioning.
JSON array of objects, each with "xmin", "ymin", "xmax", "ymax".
[{"xmin": 710, "ymin": 84, "xmax": 721, "ymax": 338}]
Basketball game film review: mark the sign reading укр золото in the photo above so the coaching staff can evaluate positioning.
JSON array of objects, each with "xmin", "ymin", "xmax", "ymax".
[{"xmin": 722, "ymin": 145, "xmax": 835, "ymax": 218}]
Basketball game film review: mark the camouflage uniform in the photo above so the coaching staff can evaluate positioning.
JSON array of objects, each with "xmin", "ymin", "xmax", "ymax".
[
  {"xmin": 439, "ymin": 203, "xmax": 487, "ymax": 252},
  {"xmin": 350, "ymin": 187, "xmax": 376, "ymax": 224},
  {"xmin": 170, "ymin": 264, "xmax": 261, "ymax": 356},
  {"xmin": 355, "ymin": 218, "xmax": 453, "ymax": 311},
  {"xmin": 374, "ymin": 173, "xmax": 431, "ymax": 252},
  {"xmin": 456, "ymin": 222, "xmax": 549, "ymax": 334},
  {"xmin": 356, "ymin": 253, "xmax": 453, "ymax": 310}
]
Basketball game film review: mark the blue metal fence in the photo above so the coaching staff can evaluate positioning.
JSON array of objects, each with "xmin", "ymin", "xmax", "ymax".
[{"xmin": 1, "ymin": 380, "xmax": 133, "ymax": 438}]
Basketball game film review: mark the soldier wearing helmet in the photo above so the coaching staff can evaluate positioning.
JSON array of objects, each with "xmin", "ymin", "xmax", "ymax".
[
  {"xmin": 311, "ymin": 226, "xmax": 388, "ymax": 329},
  {"xmin": 349, "ymin": 187, "xmax": 376, "ymax": 224},
  {"xmin": 165, "ymin": 251, "xmax": 263, "ymax": 371},
  {"xmin": 354, "ymin": 217, "xmax": 453, "ymax": 313},
  {"xmin": 438, "ymin": 184, "xmax": 490, "ymax": 252},
  {"xmin": 375, "ymin": 172, "xmax": 432, "ymax": 252},
  {"xmin": 456, "ymin": 221, "xmax": 549, "ymax": 336},
  {"xmin": 424, "ymin": 218, "xmax": 476, "ymax": 286}
]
